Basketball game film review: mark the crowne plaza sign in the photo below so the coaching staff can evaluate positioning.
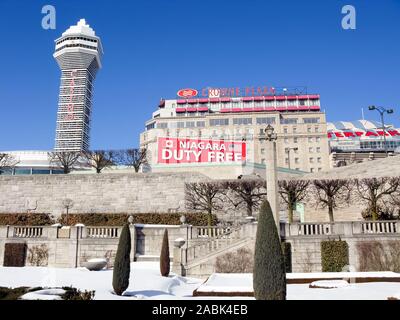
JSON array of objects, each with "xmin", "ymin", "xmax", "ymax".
[
  {"xmin": 328, "ymin": 129, "xmax": 400, "ymax": 139},
  {"xmin": 176, "ymin": 86, "xmax": 276, "ymax": 98}
]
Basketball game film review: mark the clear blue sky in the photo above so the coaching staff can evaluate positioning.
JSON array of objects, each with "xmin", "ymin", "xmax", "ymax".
[{"xmin": 0, "ymin": 0, "xmax": 399, "ymax": 150}]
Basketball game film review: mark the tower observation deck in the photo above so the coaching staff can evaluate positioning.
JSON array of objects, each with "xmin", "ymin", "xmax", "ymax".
[{"xmin": 53, "ymin": 19, "xmax": 103, "ymax": 151}]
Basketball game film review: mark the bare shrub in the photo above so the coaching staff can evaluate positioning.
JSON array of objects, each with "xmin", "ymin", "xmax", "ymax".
[
  {"xmin": 215, "ymin": 247, "xmax": 253, "ymax": 273},
  {"xmin": 357, "ymin": 241, "xmax": 400, "ymax": 272},
  {"xmin": 27, "ymin": 244, "xmax": 49, "ymax": 266}
]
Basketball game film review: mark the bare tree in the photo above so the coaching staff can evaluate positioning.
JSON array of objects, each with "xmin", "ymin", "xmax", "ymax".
[
  {"xmin": 48, "ymin": 151, "xmax": 81, "ymax": 174},
  {"xmin": 222, "ymin": 179, "xmax": 266, "ymax": 217},
  {"xmin": 115, "ymin": 147, "xmax": 148, "ymax": 172},
  {"xmin": 312, "ymin": 179, "xmax": 351, "ymax": 222},
  {"xmin": 185, "ymin": 182, "xmax": 224, "ymax": 226},
  {"xmin": 62, "ymin": 198, "xmax": 74, "ymax": 225},
  {"xmin": 278, "ymin": 180, "xmax": 310, "ymax": 223},
  {"xmin": 354, "ymin": 177, "xmax": 400, "ymax": 221},
  {"xmin": 0, "ymin": 153, "xmax": 18, "ymax": 174},
  {"xmin": 83, "ymin": 150, "xmax": 115, "ymax": 173}
]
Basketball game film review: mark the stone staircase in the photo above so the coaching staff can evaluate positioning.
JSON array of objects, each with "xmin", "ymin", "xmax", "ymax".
[{"xmin": 172, "ymin": 224, "xmax": 257, "ymax": 278}]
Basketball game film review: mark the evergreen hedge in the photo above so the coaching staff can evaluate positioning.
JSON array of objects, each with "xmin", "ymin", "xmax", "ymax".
[
  {"xmin": 160, "ymin": 229, "xmax": 170, "ymax": 277},
  {"xmin": 321, "ymin": 239, "xmax": 349, "ymax": 272},
  {"xmin": 112, "ymin": 224, "xmax": 131, "ymax": 295},
  {"xmin": 281, "ymin": 242, "xmax": 292, "ymax": 273},
  {"xmin": 253, "ymin": 200, "xmax": 286, "ymax": 300},
  {"xmin": 0, "ymin": 213, "xmax": 55, "ymax": 226},
  {"xmin": 59, "ymin": 212, "xmax": 218, "ymax": 226}
]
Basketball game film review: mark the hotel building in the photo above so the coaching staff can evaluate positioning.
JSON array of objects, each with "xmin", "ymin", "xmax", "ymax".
[{"xmin": 140, "ymin": 87, "xmax": 330, "ymax": 178}]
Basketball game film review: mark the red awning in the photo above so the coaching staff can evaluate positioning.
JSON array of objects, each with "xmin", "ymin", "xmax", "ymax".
[
  {"xmin": 176, "ymin": 108, "xmax": 186, "ymax": 113},
  {"xmin": 187, "ymin": 99, "xmax": 198, "ymax": 104},
  {"xmin": 298, "ymin": 106, "xmax": 310, "ymax": 111},
  {"xmin": 242, "ymin": 107, "xmax": 254, "ymax": 112},
  {"xmin": 220, "ymin": 108, "xmax": 230, "ymax": 113},
  {"xmin": 177, "ymin": 99, "xmax": 187, "ymax": 104},
  {"xmin": 197, "ymin": 107, "xmax": 209, "ymax": 112},
  {"xmin": 265, "ymin": 107, "xmax": 276, "ymax": 111},
  {"xmin": 198, "ymin": 98, "xmax": 209, "ymax": 103},
  {"xmin": 220, "ymin": 98, "xmax": 231, "ymax": 102},
  {"xmin": 287, "ymin": 96, "xmax": 297, "ymax": 100},
  {"xmin": 276, "ymin": 107, "xmax": 287, "ymax": 111},
  {"xmin": 231, "ymin": 108, "xmax": 242, "ymax": 112},
  {"xmin": 309, "ymin": 106, "xmax": 320, "ymax": 110},
  {"xmin": 308, "ymin": 95, "xmax": 320, "ymax": 100},
  {"xmin": 253, "ymin": 96, "xmax": 264, "ymax": 101},
  {"xmin": 298, "ymin": 95, "xmax": 308, "ymax": 100},
  {"xmin": 242, "ymin": 97, "xmax": 253, "ymax": 102},
  {"xmin": 253, "ymin": 107, "xmax": 265, "ymax": 112},
  {"xmin": 186, "ymin": 107, "xmax": 197, "ymax": 112},
  {"xmin": 275, "ymin": 96, "xmax": 286, "ymax": 100},
  {"xmin": 264, "ymin": 96, "xmax": 275, "ymax": 100},
  {"xmin": 287, "ymin": 107, "xmax": 299, "ymax": 111}
]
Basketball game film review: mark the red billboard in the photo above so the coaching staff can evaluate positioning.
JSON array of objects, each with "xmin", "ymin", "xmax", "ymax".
[{"xmin": 158, "ymin": 137, "xmax": 246, "ymax": 164}]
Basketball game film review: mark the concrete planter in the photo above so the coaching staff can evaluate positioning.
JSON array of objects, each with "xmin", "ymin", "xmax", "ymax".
[{"xmin": 82, "ymin": 258, "xmax": 107, "ymax": 271}]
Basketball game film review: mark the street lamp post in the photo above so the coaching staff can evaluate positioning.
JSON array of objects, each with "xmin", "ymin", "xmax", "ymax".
[
  {"xmin": 285, "ymin": 147, "xmax": 298, "ymax": 170},
  {"xmin": 259, "ymin": 124, "xmax": 280, "ymax": 231},
  {"xmin": 368, "ymin": 106, "xmax": 394, "ymax": 155}
]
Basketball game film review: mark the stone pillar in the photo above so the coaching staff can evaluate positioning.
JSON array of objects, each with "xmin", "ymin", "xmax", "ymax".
[{"xmin": 266, "ymin": 139, "xmax": 280, "ymax": 230}]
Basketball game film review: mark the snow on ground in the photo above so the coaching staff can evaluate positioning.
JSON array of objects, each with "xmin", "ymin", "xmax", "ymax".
[
  {"xmin": 309, "ymin": 280, "xmax": 349, "ymax": 289},
  {"xmin": 1, "ymin": 263, "xmax": 400, "ymax": 300}
]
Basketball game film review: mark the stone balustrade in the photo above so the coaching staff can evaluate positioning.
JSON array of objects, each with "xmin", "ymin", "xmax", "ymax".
[
  {"xmin": 281, "ymin": 220, "xmax": 400, "ymax": 238},
  {"xmin": 85, "ymin": 227, "xmax": 121, "ymax": 239}
]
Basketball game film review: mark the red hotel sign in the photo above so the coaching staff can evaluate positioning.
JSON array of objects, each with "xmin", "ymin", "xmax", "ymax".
[
  {"xmin": 176, "ymin": 86, "xmax": 276, "ymax": 98},
  {"xmin": 158, "ymin": 137, "xmax": 246, "ymax": 164},
  {"xmin": 177, "ymin": 88, "xmax": 198, "ymax": 98}
]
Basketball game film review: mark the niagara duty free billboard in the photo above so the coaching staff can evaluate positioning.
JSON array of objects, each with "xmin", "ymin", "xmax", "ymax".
[{"xmin": 157, "ymin": 137, "xmax": 246, "ymax": 164}]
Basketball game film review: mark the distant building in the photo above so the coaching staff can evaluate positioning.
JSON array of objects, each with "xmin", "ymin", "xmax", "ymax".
[
  {"xmin": 327, "ymin": 120, "xmax": 400, "ymax": 167},
  {"xmin": 53, "ymin": 19, "xmax": 103, "ymax": 152},
  {"xmin": 140, "ymin": 87, "xmax": 330, "ymax": 178}
]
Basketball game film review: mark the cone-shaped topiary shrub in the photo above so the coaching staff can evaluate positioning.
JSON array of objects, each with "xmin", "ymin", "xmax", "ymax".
[
  {"xmin": 253, "ymin": 199, "xmax": 286, "ymax": 300},
  {"xmin": 160, "ymin": 229, "xmax": 170, "ymax": 277},
  {"xmin": 112, "ymin": 224, "xmax": 131, "ymax": 295}
]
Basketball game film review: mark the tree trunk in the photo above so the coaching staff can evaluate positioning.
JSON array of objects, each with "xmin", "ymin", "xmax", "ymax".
[
  {"xmin": 207, "ymin": 209, "xmax": 212, "ymax": 227},
  {"xmin": 288, "ymin": 205, "xmax": 294, "ymax": 224},
  {"xmin": 328, "ymin": 205, "xmax": 334, "ymax": 222},
  {"xmin": 246, "ymin": 202, "xmax": 253, "ymax": 217}
]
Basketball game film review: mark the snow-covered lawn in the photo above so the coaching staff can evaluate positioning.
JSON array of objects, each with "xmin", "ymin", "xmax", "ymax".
[{"xmin": 0, "ymin": 263, "xmax": 400, "ymax": 300}]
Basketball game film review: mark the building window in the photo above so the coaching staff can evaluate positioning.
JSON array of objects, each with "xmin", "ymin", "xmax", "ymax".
[
  {"xmin": 186, "ymin": 121, "xmax": 195, "ymax": 128},
  {"xmin": 283, "ymin": 127, "xmax": 288, "ymax": 134},
  {"xmin": 318, "ymin": 168, "xmax": 322, "ymax": 172},
  {"xmin": 261, "ymin": 159, "xmax": 266, "ymax": 164},
  {"xmin": 317, "ymin": 157, "xmax": 322, "ymax": 163},
  {"xmin": 233, "ymin": 118, "xmax": 252, "ymax": 125},
  {"xmin": 295, "ymin": 168, "xmax": 300, "ymax": 171},
  {"xmin": 309, "ymin": 147, "xmax": 314, "ymax": 153},
  {"xmin": 293, "ymin": 127, "xmax": 297, "ymax": 134},
  {"xmin": 315, "ymin": 126, "xmax": 319, "ymax": 132},
  {"xmin": 177, "ymin": 122, "xmax": 185, "ymax": 128},
  {"xmin": 304, "ymin": 117, "xmax": 320, "ymax": 124},
  {"xmin": 210, "ymin": 118, "xmax": 229, "ymax": 126},
  {"xmin": 309, "ymin": 157, "xmax": 314, "ymax": 163},
  {"xmin": 316, "ymin": 147, "xmax": 321, "ymax": 153},
  {"xmin": 294, "ymin": 137, "xmax": 298, "ymax": 143},
  {"xmin": 310, "ymin": 168, "xmax": 315, "ymax": 173},
  {"xmin": 280, "ymin": 118, "xmax": 298, "ymax": 125},
  {"xmin": 308, "ymin": 137, "xmax": 313, "ymax": 143},
  {"xmin": 157, "ymin": 123, "xmax": 168, "ymax": 129},
  {"xmin": 284, "ymin": 138, "xmax": 289, "ymax": 144},
  {"xmin": 285, "ymin": 158, "xmax": 289, "ymax": 164},
  {"xmin": 295, "ymin": 158, "xmax": 299, "ymax": 164},
  {"xmin": 256, "ymin": 117, "xmax": 276, "ymax": 125},
  {"xmin": 316, "ymin": 137, "xmax": 321, "ymax": 142},
  {"xmin": 261, "ymin": 148, "xmax": 265, "ymax": 154},
  {"xmin": 307, "ymin": 127, "xmax": 312, "ymax": 133},
  {"xmin": 196, "ymin": 121, "xmax": 205, "ymax": 127}
]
